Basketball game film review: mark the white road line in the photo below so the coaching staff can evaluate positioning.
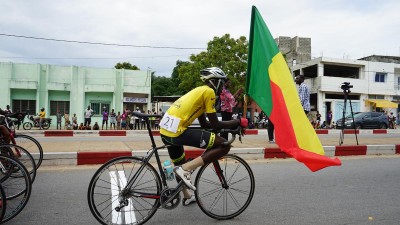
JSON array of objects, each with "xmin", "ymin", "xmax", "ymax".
[{"xmin": 110, "ymin": 170, "xmax": 137, "ymax": 224}]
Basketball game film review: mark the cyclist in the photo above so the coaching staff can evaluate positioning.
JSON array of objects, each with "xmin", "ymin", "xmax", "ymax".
[{"xmin": 159, "ymin": 67, "xmax": 247, "ymax": 205}]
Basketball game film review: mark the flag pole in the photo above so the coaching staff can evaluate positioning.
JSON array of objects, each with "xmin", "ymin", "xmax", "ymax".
[{"xmin": 243, "ymin": 94, "xmax": 248, "ymax": 119}]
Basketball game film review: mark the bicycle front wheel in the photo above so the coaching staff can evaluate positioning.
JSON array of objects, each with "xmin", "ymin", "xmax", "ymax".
[
  {"xmin": 88, "ymin": 156, "xmax": 162, "ymax": 225},
  {"xmin": 194, "ymin": 154, "xmax": 255, "ymax": 220}
]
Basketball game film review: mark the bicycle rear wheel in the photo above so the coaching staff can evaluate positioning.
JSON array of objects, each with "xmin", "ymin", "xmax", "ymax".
[
  {"xmin": 88, "ymin": 156, "xmax": 162, "ymax": 225},
  {"xmin": 194, "ymin": 154, "xmax": 255, "ymax": 220},
  {"xmin": 13, "ymin": 134, "xmax": 44, "ymax": 169},
  {"xmin": 0, "ymin": 154, "xmax": 32, "ymax": 223}
]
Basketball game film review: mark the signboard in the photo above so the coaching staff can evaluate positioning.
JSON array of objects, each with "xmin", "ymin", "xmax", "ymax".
[{"xmin": 123, "ymin": 97, "xmax": 148, "ymax": 103}]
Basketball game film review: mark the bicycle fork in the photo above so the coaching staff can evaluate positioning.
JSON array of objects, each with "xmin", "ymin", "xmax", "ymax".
[{"xmin": 212, "ymin": 161, "xmax": 229, "ymax": 189}]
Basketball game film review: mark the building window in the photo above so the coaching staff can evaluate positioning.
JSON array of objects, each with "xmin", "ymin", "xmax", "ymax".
[
  {"xmin": 50, "ymin": 101, "xmax": 70, "ymax": 115},
  {"xmin": 12, "ymin": 100, "xmax": 36, "ymax": 115},
  {"xmin": 374, "ymin": 72, "xmax": 386, "ymax": 83},
  {"xmin": 368, "ymin": 95, "xmax": 384, "ymax": 100},
  {"xmin": 90, "ymin": 102, "xmax": 111, "ymax": 116}
]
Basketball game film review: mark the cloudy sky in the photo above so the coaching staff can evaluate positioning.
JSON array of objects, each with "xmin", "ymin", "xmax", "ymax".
[{"xmin": 1, "ymin": 0, "xmax": 399, "ymax": 77}]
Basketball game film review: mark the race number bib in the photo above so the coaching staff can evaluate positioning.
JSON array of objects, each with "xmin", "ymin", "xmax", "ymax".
[{"xmin": 160, "ymin": 112, "xmax": 181, "ymax": 133}]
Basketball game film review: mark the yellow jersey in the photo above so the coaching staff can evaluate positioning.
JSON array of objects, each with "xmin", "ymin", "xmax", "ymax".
[{"xmin": 160, "ymin": 85, "xmax": 216, "ymax": 137}]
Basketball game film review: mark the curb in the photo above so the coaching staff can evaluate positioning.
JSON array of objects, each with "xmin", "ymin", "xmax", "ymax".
[
  {"xmin": 40, "ymin": 144, "xmax": 400, "ymax": 166},
  {"xmin": 18, "ymin": 128, "xmax": 400, "ymax": 137}
]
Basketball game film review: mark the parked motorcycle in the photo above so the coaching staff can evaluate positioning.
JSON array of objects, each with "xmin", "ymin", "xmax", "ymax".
[
  {"xmin": 388, "ymin": 116, "xmax": 397, "ymax": 129},
  {"xmin": 255, "ymin": 118, "xmax": 268, "ymax": 129},
  {"xmin": 23, "ymin": 114, "xmax": 52, "ymax": 130}
]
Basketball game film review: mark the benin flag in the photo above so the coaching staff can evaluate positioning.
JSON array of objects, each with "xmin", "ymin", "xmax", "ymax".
[{"xmin": 246, "ymin": 6, "xmax": 341, "ymax": 172}]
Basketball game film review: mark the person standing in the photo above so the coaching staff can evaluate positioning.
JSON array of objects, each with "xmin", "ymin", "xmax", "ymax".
[
  {"xmin": 72, "ymin": 113, "xmax": 78, "ymax": 130},
  {"xmin": 4, "ymin": 105, "xmax": 12, "ymax": 113},
  {"xmin": 121, "ymin": 111, "xmax": 127, "ymax": 130},
  {"xmin": 326, "ymin": 110, "xmax": 333, "ymax": 128},
  {"xmin": 102, "ymin": 108, "xmax": 109, "ymax": 130},
  {"xmin": 116, "ymin": 111, "xmax": 121, "ymax": 130},
  {"xmin": 38, "ymin": 107, "xmax": 46, "ymax": 129},
  {"xmin": 134, "ymin": 107, "xmax": 141, "ymax": 130},
  {"xmin": 109, "ymin": 109, "xmax": 116, "ymax": 130},
  {"xmin": 84, "ymin": 106, "xmax": 93, "ymax": 127},
  {"xmin": 56, "ymin": 111, "xmax": 62, "ymax": 130},
  {"xmin": 220, "ymin": 78, "xmax": 243, "ymax": 140},
  {"xmin": 267, "ymin": 116, "xmax": 275, "ymax": 144},
  {"xmin": 295, "ymin": 75, "xmax": 310, "ymax": 115}
]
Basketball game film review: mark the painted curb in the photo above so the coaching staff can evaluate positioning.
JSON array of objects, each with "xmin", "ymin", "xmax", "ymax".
[
  {"xmin": 21, "ymin": 128, "xmax": 400, "ymax": 137},
  {"xmin": 40, "ymin": 145, "xmax": 400, "ymax": 166}
]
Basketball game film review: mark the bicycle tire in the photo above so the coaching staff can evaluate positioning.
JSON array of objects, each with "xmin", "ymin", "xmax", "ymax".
[
  {"xmin": 194, "ymin": 154, "xmax": 255, "ymax": 220},
  {"xmin": 88, "ymin": 156, "xmax": 162, "ymax": 225},
  {"xmin": 13, "ymin": 134, "xmax": 44, "ymax": 169},
  {"xmin": 0, "ymin": 183, "xmax": 6, "ymax": 222},
  {"xmin": 0, "ymin": 144, "xmax": 37, "ymax": 184},
  {"xmin": 0, "ymin": 154, "xmax": 32, "ymax": 223}
]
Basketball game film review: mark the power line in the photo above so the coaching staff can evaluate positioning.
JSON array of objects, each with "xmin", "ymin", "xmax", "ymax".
[
  {"xmin": 0, "ymin": 54, "xmax": 192, "ymax": 60},
  {"xmin": 0, "ymin": 33, "xmax": 206, "ymax": 50}
]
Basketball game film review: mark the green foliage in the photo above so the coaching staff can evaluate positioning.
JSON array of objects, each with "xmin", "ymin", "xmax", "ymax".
[
  {"xmin": 178, "ymin": 34, "xmax": 248, "ymax": 95},
  {"xmin": 114, "ymin": 62, "xmax": 140, "ymax": 70}
]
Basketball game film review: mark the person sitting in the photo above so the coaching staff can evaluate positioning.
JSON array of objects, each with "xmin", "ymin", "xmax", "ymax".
[
  {"xmin": 159, "ymin": 67, "xmax": 246, "ymax": 206},
  {"xmin": 93, "ymin": 122, "xmax": 99, "ymax": 130},
  {"xmin": 78, "ymin": 123, "xmax": 85, "ymax": 130},
  {"xmin": 86, "ymin": 125, "xmax": 92, "ymax": 130},
  {"xmin": 65, "ymin": 121, "xmax": 72, "ymax": 130}
]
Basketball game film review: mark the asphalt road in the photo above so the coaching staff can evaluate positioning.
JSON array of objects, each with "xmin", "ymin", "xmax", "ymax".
[{"xmin": 10, "ymin": 155, "xmax": 400, "ymax": 225}]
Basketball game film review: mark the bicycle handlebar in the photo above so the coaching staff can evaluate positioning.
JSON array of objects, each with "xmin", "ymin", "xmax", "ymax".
[{"xmin": 218, "ymin": 126, "xmax": 243, "ymax": 146}]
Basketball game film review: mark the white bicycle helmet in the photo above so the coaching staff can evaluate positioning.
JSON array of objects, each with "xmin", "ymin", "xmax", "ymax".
[{"xmin": 200, "ymin": 67, "xmax": 227, "ymax": 92}]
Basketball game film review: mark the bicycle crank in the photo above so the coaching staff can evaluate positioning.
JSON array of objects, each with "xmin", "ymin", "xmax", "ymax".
[{"xmin": 160, "ymin": 188, "xmax": 181, "ymax": 210}]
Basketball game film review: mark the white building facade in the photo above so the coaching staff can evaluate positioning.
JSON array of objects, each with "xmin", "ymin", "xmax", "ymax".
[{"xmin": 292, "ymin": 56, "xmax": 400, "ymax": 123}]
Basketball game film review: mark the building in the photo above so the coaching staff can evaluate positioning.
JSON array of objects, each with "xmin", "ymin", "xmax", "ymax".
[
  {"xmin": 291, "ymin": 55, "xmax": 400, "ymax": 124},
  {"xmin": 275, "ymin": 36, "xmax": 311, "ymax": 67},
  {"xmin": 0, "ymin": 62, "xmax": 152, "ymax": 127}
]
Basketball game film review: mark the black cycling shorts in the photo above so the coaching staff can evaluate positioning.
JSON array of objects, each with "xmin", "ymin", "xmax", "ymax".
[{"xmin": 161, "ymin": 129, "xmax": 216, "ymax": 164}]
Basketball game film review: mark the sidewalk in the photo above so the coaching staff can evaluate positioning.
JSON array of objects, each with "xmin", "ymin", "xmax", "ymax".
[{"xmin": 17, "ymin": 129, "xmax": 400, "ymax": 166}]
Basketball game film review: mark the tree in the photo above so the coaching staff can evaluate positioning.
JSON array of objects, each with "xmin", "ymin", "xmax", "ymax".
[
  {"xmin": 114, "ymin": 62, "xmax": 140, "ymax": 70},
  {"xmin": 178, "ymin": 34, "xmax": 248, "ymax": 95}
]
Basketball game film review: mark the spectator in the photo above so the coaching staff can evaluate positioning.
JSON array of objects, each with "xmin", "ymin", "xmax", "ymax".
[
  {"xmin": 315, "ymin": 111, "xmax": 321, "ymax": 129},
  {"xmin": 84, "ymin": 106, "xmax": 93, "ymax": 127},
  {"xmin": 220, "ymin": 78, "xmax": 243, "ymax": 139},
  {"xmin": 109, "ymin": 109, "xmax": 116, "ymax": 130},
  {"xmin": 134, "ymin": 107, "xmax": 141, "ymax": 130},
  {"xmin": 102, "ymin": 108, "xmax": 108, "ymax": 130},
  {"xmin": 267, "ymin": 117, "xmax": 275, "ymax": 144},
  {"xmin": 116, "ymin": 111, "xmax": 121, "ymax": 130},
  {"xmin": 4, "ymin": 105, "xmax": 12, "ymax": 114},
  {"xmin": 326, "ymin": 110, "xmax": 333, "ymax": 127},
  {"xmin": 65, "ymin": 121, "xmax": 72, "ymax": 130},
  {"xmin": 121, "ymin": 111, "xmax": 127, "ymax": 130},
  {"xmin": 72, "ymin": 116, "xmax": 78, "ymax": 130},
  {"xmin": 93, "ymin": 122, "xmax": 99, "ymax": 130},
  {"xmin": 56, "ymin": 111, "xmax": 62, "ymax": 130},
  {"xmin": 253, "ymin": 109, "xmax": 259, "ymax": 125},
  {"xmin": 78, "ymin": 123, "xmax": 85, "ymax": 130},
  {"xmin": 64, "ymin": 112, "xmax": 70, "ymax": 128},
  {"xmin": 295, "ymin": 75, "xmax": 310, "ymax": 115}
]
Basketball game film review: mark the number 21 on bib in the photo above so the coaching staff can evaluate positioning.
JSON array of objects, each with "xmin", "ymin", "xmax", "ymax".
[{"xmin": 160, "ymin": 112, "xmax": 180, "ymax": 133}]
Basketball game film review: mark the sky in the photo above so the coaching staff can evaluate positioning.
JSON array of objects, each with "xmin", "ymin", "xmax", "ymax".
[{"xmin": 0, "ymin": 0, "xmax": 399, "ymax": 77}]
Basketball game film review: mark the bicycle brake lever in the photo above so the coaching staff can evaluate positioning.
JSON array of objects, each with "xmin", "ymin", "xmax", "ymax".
[{"xmin": 238, "ymin": 135, "xmax": 242, "ymax": 144}]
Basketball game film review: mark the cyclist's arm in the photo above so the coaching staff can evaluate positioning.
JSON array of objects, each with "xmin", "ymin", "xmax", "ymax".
[{"xmin": 206, "ymin": 112, "xmax": 240, "ymax": 130}]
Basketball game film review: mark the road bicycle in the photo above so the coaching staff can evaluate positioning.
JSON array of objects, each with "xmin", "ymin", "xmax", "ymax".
[
  {"xmin": 88, "ymin": 112, "xmax": 255, "ymax": 225},
  {"xmin": 1, "ymin": 113, "xmax": 44, "ymax": 169}
]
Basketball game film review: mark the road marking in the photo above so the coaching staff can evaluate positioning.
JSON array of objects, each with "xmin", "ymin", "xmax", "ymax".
[{"xmin": 110, "ymin": 171, "xmax": 137, "ymax": 224}]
